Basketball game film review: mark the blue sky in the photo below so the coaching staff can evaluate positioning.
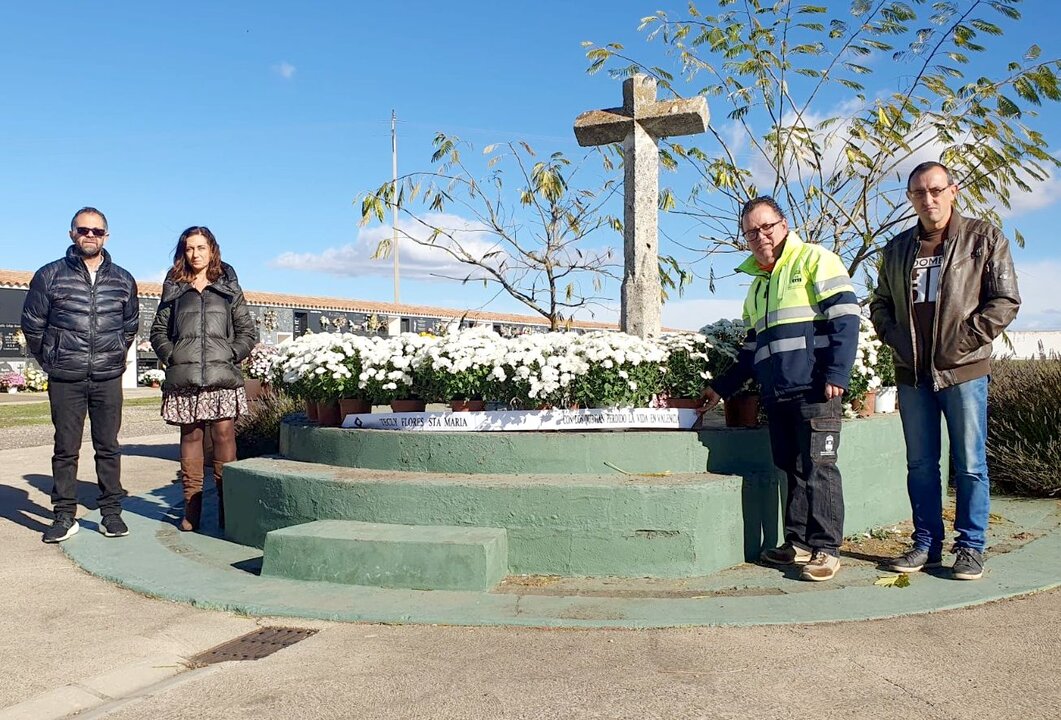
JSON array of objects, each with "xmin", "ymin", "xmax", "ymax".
[{"xmin": 3, "ymin": 1, "xmax": 1060, "ymax": 330}]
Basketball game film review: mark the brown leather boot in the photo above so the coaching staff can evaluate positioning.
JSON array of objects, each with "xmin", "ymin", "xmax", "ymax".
[
  {"xmin": 213, "ymin": 460, "xmax": 226, "ymax": 529},
  {"xmin": 179, "ymin": 458, "xmax": 204, "ymax": 531}
]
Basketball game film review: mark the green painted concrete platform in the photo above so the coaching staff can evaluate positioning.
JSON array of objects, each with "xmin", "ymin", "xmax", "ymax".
[
  {"xmin": 60, "ymin": 486, "xmax": 1061, "ymax": 628},
  {"xmin": 226, "ymin": 413, "xmax": 918, "ymax": 579},
  {"xmin": 262, "ymin": 519, "xmax": 508, "ymax": 591}
]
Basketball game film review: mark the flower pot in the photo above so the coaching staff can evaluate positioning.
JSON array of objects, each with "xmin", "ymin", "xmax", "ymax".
[
  {"xmin": 339, "ymin": 398, "xmax": 373, "ymax": 416},
  {"xmin": 244, "ymin": 378, "xmax": 263, "ymax": 403},
  {"xmin": 664, "ymin": 397, "xmax": 701, "ymax": 409},
  {"xmin": 876, "ymin": 386, "xmax": 897, "ymax": 414},
  {"xmin": 150, "ymin": 382, "xmax": 160, "ymax": 389},
  {"xmin": 450, "ymin": 399, "xmax": 486, "ymax": 412},
  {"xmin": 724, "ymin": 392, "xmax": 761, "ymax": 428},
  {"xmin": 852, "ymin": 390, "xmax": 877, "ymax": 418},
  {"xmin": 305, "ymin": 400, "xmax": 319, "ymax": 423},
  {"xmin": 390, "ymin": 399, "xmax": 426, "ymax": 413},
  {"xmin": 316, "ymin": 399, "xmax": 342, "ymax": 427},
  {"xmin": 5, "ymin": 388, "xmax": 17, "ymax": 394}
]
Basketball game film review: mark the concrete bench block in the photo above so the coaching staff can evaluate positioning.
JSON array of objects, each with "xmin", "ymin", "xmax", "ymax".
[{"xmin": 261, "ymin": 519, "xmax": 508, "ymax": 591}]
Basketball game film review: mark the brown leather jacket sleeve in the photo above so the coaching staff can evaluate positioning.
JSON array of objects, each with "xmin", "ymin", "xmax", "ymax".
[{"xmin": 963, "ymin": 229, "xmax": 1020, "ymax": 349}]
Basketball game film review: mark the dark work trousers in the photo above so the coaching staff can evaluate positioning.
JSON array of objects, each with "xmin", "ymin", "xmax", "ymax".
[
  {"xmin": 766, "ymin": 393, "xmax": 845, "ymax": 555},
  {"xmin": 48, "ymin": 377, "xmax": 127, "ymax": 516}
]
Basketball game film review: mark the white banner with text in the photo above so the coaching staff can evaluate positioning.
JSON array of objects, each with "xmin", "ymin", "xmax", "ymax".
[{"xmin": 340, "ymin": 407, "xmax": 701, "ymax": 432}]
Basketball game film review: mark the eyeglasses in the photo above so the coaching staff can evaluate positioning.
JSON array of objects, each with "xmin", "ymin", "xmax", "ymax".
[
  {"xmin": 906, "ymin": 185, "xmax": 954, "ymax": 201},
  {"xmin": 742, "ymin": 219, "xmax": 784, "ymax": 241},
  {"xmin": 74, "ymin": 227, "xmax": 107, "ymax": 238}
]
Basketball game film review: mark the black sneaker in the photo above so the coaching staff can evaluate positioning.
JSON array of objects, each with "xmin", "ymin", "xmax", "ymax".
[
  {"xmin": 42, "ymin": 513, "xmax": 79, "ymax": 543},
  {"xmin": 887, "ymin": 547, "xmax": 943, "ymax": 573},
  {"xmin": 760, "ymin": 542, "xmax": 812, "ymax": 566},
  {"xmin": 99, "ymin": 514, "xmax": 129, "ymax": 538},
  {"xmin": 952, "ymin": 547, "xmax": 984, "ymax": 580}
]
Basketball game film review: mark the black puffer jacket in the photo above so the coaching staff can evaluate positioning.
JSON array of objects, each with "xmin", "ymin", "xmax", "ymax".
[
  {"xmin": 21, "ymin": 246, "xmax": 139, "ymax": 382},
  {"xmin": 150, "ymin": 263, "xmax": 258, "ymax": 390}
]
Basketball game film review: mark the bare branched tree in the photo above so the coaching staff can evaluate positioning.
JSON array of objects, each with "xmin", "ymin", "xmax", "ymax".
[{"xmin": 359, "ymin": 134, "xmax": 624, "ymax": 330}]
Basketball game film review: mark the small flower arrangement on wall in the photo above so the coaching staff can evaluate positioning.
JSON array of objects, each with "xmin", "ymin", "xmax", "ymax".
[
  {"xmin": 138, "ymin": 369, "xmax": 166, "ymax": 387},
  {"xmin": 0, "ymin": 371, "xmax": 27, "ymax": 392}
]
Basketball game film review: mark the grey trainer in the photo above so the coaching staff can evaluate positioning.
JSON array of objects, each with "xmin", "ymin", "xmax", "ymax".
[
  {"xmin": 887, "ymin": 547, "xmax": 943, "ymax": 573},
  {"xmin": 952, "ymin": 547, "xmax": 984, "ymax": 580}
]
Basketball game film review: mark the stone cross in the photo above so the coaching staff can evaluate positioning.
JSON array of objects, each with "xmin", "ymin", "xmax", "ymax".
[{"xmin": 574, "ymin": 74, "xmax": 709, "ymax": 338}]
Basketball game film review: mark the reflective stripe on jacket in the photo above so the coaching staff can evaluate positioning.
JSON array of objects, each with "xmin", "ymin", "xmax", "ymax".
[{"xmin": 712, "ymin": 233, "xmax": 860, "ymax": 404}]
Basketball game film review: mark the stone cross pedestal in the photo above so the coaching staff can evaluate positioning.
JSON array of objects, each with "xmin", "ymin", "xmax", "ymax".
[{"xmin": 574, "ymin": 74, "xmax": 708, "ymax": 338}]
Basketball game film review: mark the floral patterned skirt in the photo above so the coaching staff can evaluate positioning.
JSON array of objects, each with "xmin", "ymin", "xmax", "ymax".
[{"xmin": 161, "ymin": 386, "xmax": 249, "ymax": 426}]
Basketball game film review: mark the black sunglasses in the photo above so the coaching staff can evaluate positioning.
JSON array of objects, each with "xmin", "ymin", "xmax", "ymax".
[{"xmin": 74, "ymin": 226, "xmax": 107, "ymax": 238}]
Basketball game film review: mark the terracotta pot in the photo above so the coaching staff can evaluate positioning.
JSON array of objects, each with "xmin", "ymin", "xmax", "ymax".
[
  {"xmin": 244, "ymin": 378, "xmax": 263, "ymax": 402},
  {"xmin": 450, "ymin": 399, "xmax": 486, "ymax": 412},
  {"xmin": 316, "ymin": 399, "xmax": 343, "ymax": 427},
  {"xmin": 852, "ymin": 390, "xmax": 877, "ymax": 418},
  {"xmin": 390, "ymin": 399, "xmax": 427, "ymax": 413},
  {"xmin": 339, "ymin": 398, "xmax": 373, "ymax": 416},
  {"xmin": 665, "ymin": 397, "xmax": 701, "ymax": 409},
  {"xmin": 724, "ymin": 392, "xmax": 761, "ymax": 428},
  {"xmin": 305, "ymin": 399, "xmax": 319, "ymax": 422}
]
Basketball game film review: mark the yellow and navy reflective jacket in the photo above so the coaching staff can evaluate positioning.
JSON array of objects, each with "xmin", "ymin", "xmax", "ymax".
[{"xmin": 712, "ymin": 233, "xmax": 860, "ymax": 404}]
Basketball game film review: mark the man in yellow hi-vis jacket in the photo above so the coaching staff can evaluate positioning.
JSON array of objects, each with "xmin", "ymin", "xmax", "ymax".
[{"xmin": 700, "ymin": 196, "xmax": 859, "ymax": 581}]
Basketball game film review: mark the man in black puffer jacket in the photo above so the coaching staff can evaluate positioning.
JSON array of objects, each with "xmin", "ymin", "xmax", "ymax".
[{"xmin": 21, "ymin": 207, "xmax": 139, "ymax": 543}]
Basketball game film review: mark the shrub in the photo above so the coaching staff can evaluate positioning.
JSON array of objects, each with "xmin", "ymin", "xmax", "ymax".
[
  {"xmin": 699, "ymin": 318, "xmax": 758, "ymax": 395},
  {"xmin": 243, "ymin": 343, "xmax": 281, "ymax": 380},
  {"xmin": 987, "ymin": 357, "xmax": 1061, "ymax": 497},
  {"xmin": 658, "ymin": 332, "xmax": 713, "ymax": 400},
  {"xmin": 235, "ymin": 388, "xmax": 303, "ymax": 459},
  {"xmin": 417, "ymin": 328, "xmax": 497, "ymax": 402},
  {"xmin": 845, "ymin": 319, "xmax": 884, "ymax": 412},
  {"xmin": 569, "ymin": 331, "xmax": 665, "ymax": 408}
]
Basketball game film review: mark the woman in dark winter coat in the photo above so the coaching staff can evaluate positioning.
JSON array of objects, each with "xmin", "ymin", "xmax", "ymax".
[{"xmin": 150, "ymin": 226, "xmax": 258, "ymax": 532}]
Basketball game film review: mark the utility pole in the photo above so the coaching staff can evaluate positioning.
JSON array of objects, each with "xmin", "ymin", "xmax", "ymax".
[{"xmin": 391, "ymin": 109, "xmax": 400, "ymax": 304}]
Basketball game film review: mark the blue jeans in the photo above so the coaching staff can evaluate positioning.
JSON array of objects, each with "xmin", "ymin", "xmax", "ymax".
[{"xmin": 897, "ymin": 377, "xmax": 990, "ymax": 552}]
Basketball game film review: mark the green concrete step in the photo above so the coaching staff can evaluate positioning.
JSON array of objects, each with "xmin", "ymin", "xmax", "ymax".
[
  {"xmin": 225, "ymin": 458, "xmax": 775, "ymax": 578},
  {"xmin": 261, "ymin": 519, "xmax": 508, "ymax": 591}
]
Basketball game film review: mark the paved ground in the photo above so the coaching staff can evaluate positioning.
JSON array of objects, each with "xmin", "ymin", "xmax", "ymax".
[
  {"xmin": 0, "ymin": 388, "xmax": 169, "ymax": 451},
  {"xmin": 2, "ymin": 409, "xmax": 1060, "ymax": 718}
]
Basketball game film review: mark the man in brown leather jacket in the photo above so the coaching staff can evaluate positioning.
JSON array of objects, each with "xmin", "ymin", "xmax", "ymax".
[{"xmin": 870, "ymin": 161, "xmax": 1020, "ymax": 581}]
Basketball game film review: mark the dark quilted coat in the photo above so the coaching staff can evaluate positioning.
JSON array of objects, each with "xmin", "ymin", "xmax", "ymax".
[
  {"xmin": 20, "ymin": 246, "xmax": 139, "ymax": 382},
  {"xmin": 150, "ymin": 263, "xmax": 258, "ymax": 390}
]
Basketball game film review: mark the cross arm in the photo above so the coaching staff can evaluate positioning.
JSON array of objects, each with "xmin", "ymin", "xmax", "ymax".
[
  {"xmin": 636, "ymin": 97, "xmax": 709, "ymax": 139},
  {"xmin": 573, "ymin": 108, "xmax": 632, "ymax": 147}
]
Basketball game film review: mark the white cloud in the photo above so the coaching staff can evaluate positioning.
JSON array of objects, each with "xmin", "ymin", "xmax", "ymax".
[
  {"xmin": 998, "ymin": 156, "xmax": 1061, "ymax": 218},
  {"xmin": 1011, "ymin": 259, "xmax": 1061, "ymax": 330},
  {"xmin": 272, "ymin": 213, "xmax": 505, "ymax": 282},
  {"xmin": 272, "ymin": 62, "xmax": 296, "ymax": 80}
]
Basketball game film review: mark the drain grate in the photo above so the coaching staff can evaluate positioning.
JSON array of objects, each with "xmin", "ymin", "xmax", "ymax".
[{"xmin": 188, "ymin": 627, "xmax": 318, "ymax": 666}]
